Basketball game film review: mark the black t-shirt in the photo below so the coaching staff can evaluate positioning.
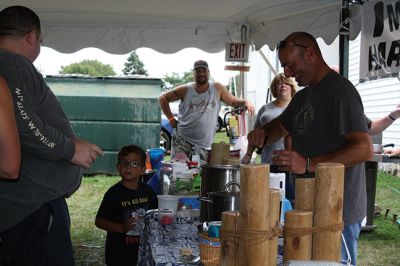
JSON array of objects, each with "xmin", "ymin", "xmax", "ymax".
[{"xmin": 96, "ymin": 181, "xmax": 158, "ymax": 266}]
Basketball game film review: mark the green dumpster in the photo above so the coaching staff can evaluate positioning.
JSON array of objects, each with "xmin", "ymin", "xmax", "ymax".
[{"xmin": 45, "ymin": 75, "xmax": 162, "ymax": 175}]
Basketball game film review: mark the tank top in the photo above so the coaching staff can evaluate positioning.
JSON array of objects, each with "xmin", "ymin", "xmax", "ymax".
[{"xmin": 177, "ymin": 82, "xmax": 221, "ymax": 149}]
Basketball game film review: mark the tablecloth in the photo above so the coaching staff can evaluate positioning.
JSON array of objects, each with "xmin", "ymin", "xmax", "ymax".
[{"xmin": 138, "ymin": 215, "xmax": 284, "ymax": 266}]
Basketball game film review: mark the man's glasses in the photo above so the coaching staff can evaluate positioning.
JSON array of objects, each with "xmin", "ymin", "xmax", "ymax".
[
  {"xmin": 119, "ymin": 160, "xmax": 144, "ymax": 169},
  {"xmin": 276, "ymin": 40, "xmax": 308, "ymax": 51}
]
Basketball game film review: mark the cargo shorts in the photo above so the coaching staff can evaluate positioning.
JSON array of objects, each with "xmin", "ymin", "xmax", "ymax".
[{"xmin": 171, "ymin": 127, "xmax": 208, "ymax": 162}]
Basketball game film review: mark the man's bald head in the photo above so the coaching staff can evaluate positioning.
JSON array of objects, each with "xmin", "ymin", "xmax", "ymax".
[{"xmin": 284, "ymin": 32, "xmax": 321, "ymax": 55}]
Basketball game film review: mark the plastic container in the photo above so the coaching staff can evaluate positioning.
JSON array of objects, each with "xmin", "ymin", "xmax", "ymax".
[
  {"xmin": 157, "ymin": 195, "xmax": 179, "ymax": 225},
  {"xmin": 149, "ymin": 148, "xmax": 165, "ymax": 170},
  {"xmin": 179, "ymin": 196, "xmax": 200, "ymax": 209}
]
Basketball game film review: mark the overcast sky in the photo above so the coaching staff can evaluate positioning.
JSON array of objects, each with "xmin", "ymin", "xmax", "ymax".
[{"xmin": 34, "ymin": 47, "xmax": 234, "ymax": 84}]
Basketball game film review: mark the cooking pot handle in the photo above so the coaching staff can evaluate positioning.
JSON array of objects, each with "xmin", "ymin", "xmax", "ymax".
[
  {"xmin": 223, "ymin": 181, "xmax": 240, "ymax": 192},
  {"xmin": 383, "ymin": 143, "xmax": 394, "ymax": 148},
  {"xmin": 198, "ymin": 196, "xmax": 213, "ymax": 203}
]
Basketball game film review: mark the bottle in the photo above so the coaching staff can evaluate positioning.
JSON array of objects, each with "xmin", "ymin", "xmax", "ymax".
[{"xmin": 191, "ymin": 146, "xmax": 201, "ymax": 165}]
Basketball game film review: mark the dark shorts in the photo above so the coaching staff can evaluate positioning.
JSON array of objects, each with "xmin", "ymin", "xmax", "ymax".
[{"xmin": 0, "ymin": 197, "xmax": 74, "ymax": 266}]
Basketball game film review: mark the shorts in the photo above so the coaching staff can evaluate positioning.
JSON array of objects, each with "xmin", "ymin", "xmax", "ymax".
[{"xmin": 171, "ymin": 128, "xmax": 208, "ymax": 161}]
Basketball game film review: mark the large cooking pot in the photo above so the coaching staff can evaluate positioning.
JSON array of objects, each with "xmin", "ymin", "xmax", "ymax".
[
  {"xmin": 199, "ymin": 181, "xmax": 240, "ymax": 221},
  {"xmin": 200, "ymin": 164, "xmax": 240, "ymax": 221}
]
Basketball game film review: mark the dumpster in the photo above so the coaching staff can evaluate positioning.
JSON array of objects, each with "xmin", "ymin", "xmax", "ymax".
[{"xmin": 46, "ymin": 75, "xmax": 162, "ymax": 175}]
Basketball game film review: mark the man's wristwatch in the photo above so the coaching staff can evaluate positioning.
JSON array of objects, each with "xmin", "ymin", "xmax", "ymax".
[{"xmin": 388, "ymin": 114, "xmax": 396, "ymax": 121}]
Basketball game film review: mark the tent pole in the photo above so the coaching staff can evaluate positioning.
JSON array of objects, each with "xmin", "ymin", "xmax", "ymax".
[
  {"xmin": 339, "ymin": 0, "xmax": 350, "ymax": 78},
  {"xmin": 258, "ymin": 49, "xmax": 278, "ymax": 77},
  {"xmin": 240, "ymin": 25, "xmax": 248, "ymax": 101}
]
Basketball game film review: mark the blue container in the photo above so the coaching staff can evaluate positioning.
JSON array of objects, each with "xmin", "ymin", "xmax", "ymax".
[
  {"xmin": 149, "ymin": 148, "xmax": 165, "ymax": 171},
  {"xmin": 179, "ymin": 197, "xmax": 200, "ymax": 209}
]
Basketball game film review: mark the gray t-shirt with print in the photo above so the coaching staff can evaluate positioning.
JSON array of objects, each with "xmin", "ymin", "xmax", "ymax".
[
  {"xmin": 280, "ymin": 71, "xmax": 367, "ymax": 226},
  {"xmin": 177, "ymin": 82, "xmax": 221, "ymax": 149},
  {"xmin": 0, "ymin": 49, "xmax": 81, "ymax": 232}
]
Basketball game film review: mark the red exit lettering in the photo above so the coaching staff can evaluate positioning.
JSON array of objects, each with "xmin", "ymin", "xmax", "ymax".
[{"xmin": 229, "ymin": 43, "xmax": 246, "ymax": 59}]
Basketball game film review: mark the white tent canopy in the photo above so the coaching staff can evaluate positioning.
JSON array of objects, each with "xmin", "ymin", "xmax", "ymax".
[{"xmin": 0, "ymin": 0, "xmax": 363, "ymax": 54}]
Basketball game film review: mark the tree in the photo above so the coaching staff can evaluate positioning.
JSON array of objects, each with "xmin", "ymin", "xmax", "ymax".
[
  {"xmin": 123, "ymin": 51, "xmax": 148, "ymax": 75},
  {"xmin": 163, "ymin": 71, "xmax": 193, "ymax": 90},
  {"xmin": 60, "ymin": 60, "xmax": 116, "ymax": 76}
]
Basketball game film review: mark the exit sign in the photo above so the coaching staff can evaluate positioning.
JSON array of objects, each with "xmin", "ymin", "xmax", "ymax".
[{"xmin": 225, "ymin": 42, "xmax": 249, "ymax": 62}]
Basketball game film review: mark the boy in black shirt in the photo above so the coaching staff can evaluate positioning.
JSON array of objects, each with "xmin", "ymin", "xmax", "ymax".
[{"xmin": 96, "ymin": 144, "xmax": 158, "ymax": 266}]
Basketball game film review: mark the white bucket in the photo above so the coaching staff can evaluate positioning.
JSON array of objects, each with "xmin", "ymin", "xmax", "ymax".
[{"xmin": 157, "ymin": 195, "xmax": 179, "ymax": 225}]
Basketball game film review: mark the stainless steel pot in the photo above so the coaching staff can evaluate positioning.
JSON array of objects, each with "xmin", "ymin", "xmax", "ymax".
[
  {"xmin": 200, "ymin": 164, "xmax": 240, "ymax": 221},
  {"xmin": 200, "ymin": 181, "xmax": 240, "ymax": 221}
]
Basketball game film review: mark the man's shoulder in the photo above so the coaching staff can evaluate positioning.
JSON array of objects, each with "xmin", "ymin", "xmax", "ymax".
[
  {"xmin": 0, "ymin": 49, "xmax": 29, "ymax": 62},
  {"xmin": 175, "ymin": 82, "xmax": 192, "ymax": 89},
  {"xmin": 211, "ymin": 81, "xmax": 225, "ymax": 89},
  {"xmin": 325, "ymin": 71, "xmax": 355, "ymax": 89}
]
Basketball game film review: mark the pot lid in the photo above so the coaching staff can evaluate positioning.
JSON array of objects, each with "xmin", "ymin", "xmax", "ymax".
[
  {"xmin": 201, "ymin": 164, "xmax": 240, "ymax": 170},
  {"xmin": 208, "ymin": 191, "xmax": 240, "ymax": 197}
]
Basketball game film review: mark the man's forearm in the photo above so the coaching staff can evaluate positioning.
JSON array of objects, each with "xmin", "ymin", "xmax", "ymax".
[
  {"xmin": 369, "ymin": 116, "xmax": 395, "ymax": 135},
  {"xmin": 232, "ymin": 97, "xmax": 245, "ymax": 107},
  {"xmin": 309, "ymin": 133, "xmax": 372, "ymax": 172},
  {"xmin": 159, "ymin": 95, "xmax": 174, "ymax": 119},
  {"xmin": 262, "ymin": 118, "xmax": 287, "ymax": 145}
]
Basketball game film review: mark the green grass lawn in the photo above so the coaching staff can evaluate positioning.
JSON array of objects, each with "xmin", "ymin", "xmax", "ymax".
[
  {"xmin": 67, "ymin": 132, "xmax": 400, "ymax": 265},
  {"xmin": 358, "ymin": 171, "xmax": 400, "ymax": 266}
]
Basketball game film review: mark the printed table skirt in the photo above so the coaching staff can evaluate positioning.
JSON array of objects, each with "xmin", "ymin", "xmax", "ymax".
[{"xmin": 138, "ymin": 216, "xmax": 283, "ymax": 266}]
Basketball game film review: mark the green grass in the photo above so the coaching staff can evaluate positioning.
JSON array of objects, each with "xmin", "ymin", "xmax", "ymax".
[
  {"xmin": 67, "ymin": 134, "xmax": 400, "ymax": 265},
  {"xmin": 67, "ymin": 176, "xmax": 119, "ymax": 266},
  {"xmin": 358, "ymin": 172, "xmax": 400, "ymax": 266},
  {"xmin": 213, "ymin": 130, "xmax": 229, "ymax": 143}
]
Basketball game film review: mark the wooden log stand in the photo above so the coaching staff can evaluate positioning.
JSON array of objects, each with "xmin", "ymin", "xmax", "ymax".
[
  {"xmin": 268, "ymin": 189, "xmax": 281, "ymax": 266},
  {"xmin": 295, "ymin": 178, "xmax": 315, "ymax": 211},
  {"xmin": 239, "ymin": 164, "xmax": 270, "ymax": 266},
  {"xmin": 210, "ymin": 142, "xmax": 230, "ymax": 165},
  {"xmin": 220, "ymin": 211, "xmax": 240, "ymax": 266},
  {"xmin": 312, "ymin": 163, "xmax": 344, "ymax": 262},
  {"xmin": 284, "ymin": 210, "xmax": 313, "ymax": 263}
]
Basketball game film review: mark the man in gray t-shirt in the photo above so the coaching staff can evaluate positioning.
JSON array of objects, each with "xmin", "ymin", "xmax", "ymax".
[
  {"xmin": 0, "ymin": 6, "xmax": 103, "ymax": 265},
  {"xmin": 248, "ymin": 32, "xmax": 372, "ymax": 266},
  {"xmin": 159, "ymin": 60, "xmax": 254, "ymax": 161}
]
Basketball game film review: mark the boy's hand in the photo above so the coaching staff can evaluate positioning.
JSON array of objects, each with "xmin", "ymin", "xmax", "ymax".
[{"xmin": 122, "ymin": 217, "xmax": 136, "ymax": 232}]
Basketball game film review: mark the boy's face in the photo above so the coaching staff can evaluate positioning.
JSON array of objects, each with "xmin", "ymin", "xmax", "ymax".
[{"xmin": 117, "ymin": 152, "xmax": 145, "ymax": 182}]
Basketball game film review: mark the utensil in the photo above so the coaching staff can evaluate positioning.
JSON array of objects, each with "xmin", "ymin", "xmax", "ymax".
[
  {"xmin": 199, "ymin": 181, "xmax": 240, "ymax": 221},
  {"xmin": 180, "ymin": 254, "xmax": 200, "ymax": 264},
  {"xmin": 200, "ymin": 164, "xmax": 240, "ymax": 221}
]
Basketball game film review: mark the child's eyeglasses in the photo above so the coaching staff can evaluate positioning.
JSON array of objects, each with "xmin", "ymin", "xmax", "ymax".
[
  {"xmin": 119, "ymin": 160, "xmax": 144, "ymax": 169},
  {"xmin": 276, "ymin": 40, "xmax": 308, "ymax": 51}
]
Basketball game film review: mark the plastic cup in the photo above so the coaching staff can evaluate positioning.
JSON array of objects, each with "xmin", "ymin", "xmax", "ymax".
[
  {"xmin": 207, "ymin": 221, "xmax": 221, "ymax": 238},
  {"xmin": 149, "ymin": 148, "xmax": 165, "ymax": 170},
  {"xmin": 157, "ymin": 195, "xmax": 179, "ymax": 225}
]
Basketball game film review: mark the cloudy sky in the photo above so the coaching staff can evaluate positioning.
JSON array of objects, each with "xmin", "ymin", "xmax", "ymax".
[{"xmin": 34, "ymin": 47, "xmax": 234, "ymax": 84}]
